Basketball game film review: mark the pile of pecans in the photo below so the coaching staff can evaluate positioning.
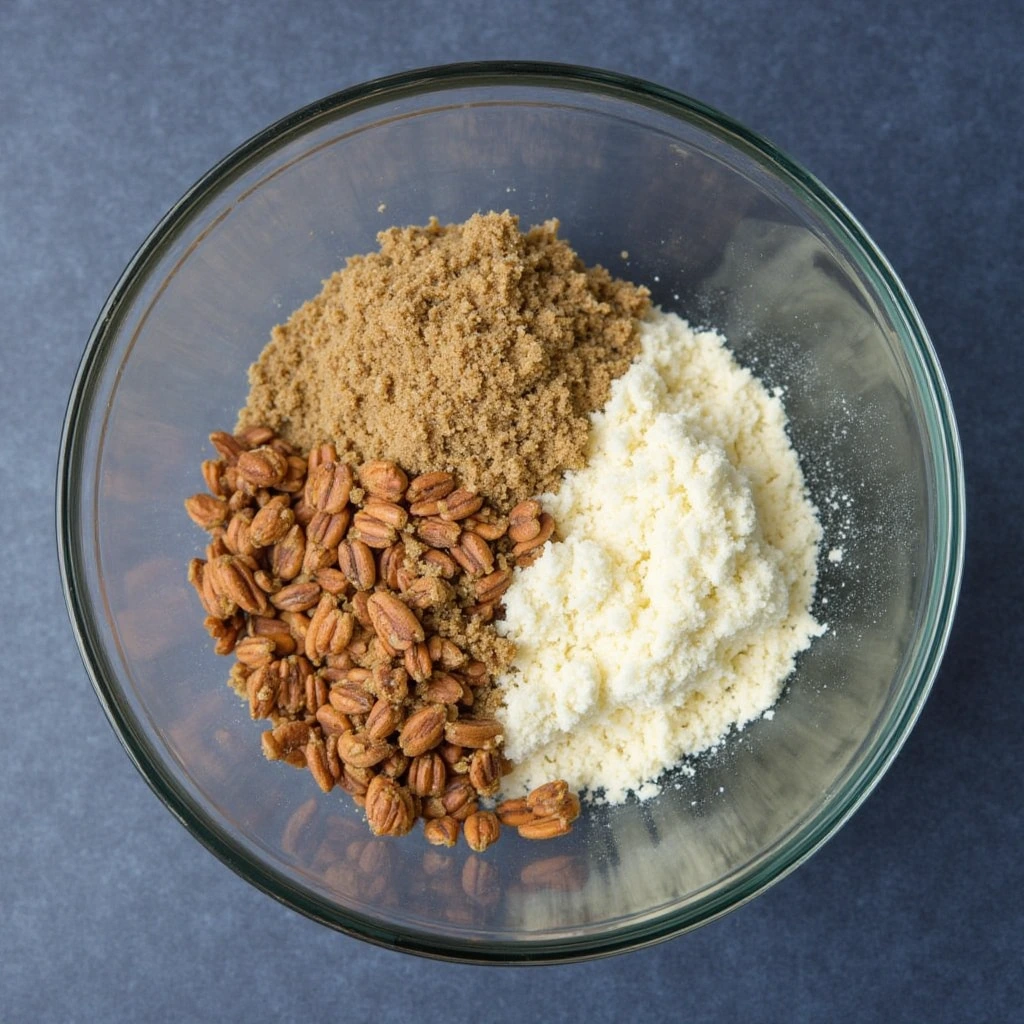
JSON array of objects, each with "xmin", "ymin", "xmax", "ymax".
[{"xmin": 185, "ymin": 426, "xmax": 578, "ymax": 851}]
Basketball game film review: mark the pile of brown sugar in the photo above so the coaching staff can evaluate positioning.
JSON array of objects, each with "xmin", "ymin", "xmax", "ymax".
[{"xmin": 238, "ymin": 211, "xmax": 649, "ymax": 509}]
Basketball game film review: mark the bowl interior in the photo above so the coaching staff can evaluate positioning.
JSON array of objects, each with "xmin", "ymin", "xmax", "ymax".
[{"xmin": 60, "ymin": 67, "xmax": 961, "ymax": 961}]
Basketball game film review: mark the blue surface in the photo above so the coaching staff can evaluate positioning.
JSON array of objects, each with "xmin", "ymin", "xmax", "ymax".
[{"xmin": 3, "ymin": 0, "xmax": 1021, "ymax": 1020}]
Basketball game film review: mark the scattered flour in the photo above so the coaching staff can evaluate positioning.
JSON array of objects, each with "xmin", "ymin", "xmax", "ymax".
[{"xmin": 494, "ymin": 309, "xmax": 824, "ymax": 804}]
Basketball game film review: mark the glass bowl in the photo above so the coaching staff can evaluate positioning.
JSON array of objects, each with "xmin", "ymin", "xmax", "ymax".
[{"xmin": 57, "ymin": 62, "xmax": 964, "ymax": 963}]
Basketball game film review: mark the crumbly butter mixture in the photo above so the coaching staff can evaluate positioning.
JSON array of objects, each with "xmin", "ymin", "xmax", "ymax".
[{"xmin": 495, "ymin": 310, "xmax": 824, "ymax": 803}]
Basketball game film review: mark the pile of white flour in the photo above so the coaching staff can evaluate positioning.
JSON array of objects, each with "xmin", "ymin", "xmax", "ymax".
[{"xmin": 495, "ymin": 310, "xmax": 824, "ymax": 804}]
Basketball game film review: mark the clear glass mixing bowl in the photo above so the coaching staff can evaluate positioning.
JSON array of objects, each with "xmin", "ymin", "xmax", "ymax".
[{"xmin": 57, "ymin": 63, "xmax": 964, "ymax": 962}]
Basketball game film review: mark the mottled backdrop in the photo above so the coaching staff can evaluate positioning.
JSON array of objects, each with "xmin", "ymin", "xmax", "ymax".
[{"xmin": 2, "ymin": 1, "xmax": 1021, "ymax": 1021}]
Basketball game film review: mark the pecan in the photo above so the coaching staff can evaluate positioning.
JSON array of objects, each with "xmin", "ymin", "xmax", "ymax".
[
  {"xmin": 437, "ymin": 741, "xmax": 464, "ymax": 767},
  {"xmin": 406, "ymin": 471, "xmax": 455, "ymax": 505},
  {"xmin": 468, "ymin": 749, "xmax": 502, "ymax": 796},
  {"xmin": 463, "ymin": 810, "xmax": 500, "ymax": 853},
  {"xmin": 441, "ymin": 777, "xmax": 478, "ymax": 821},
  {"xmin": 249, "ymin": 495, "xmax": 294, "ymax": 546},
  {"xmin": 305, "ymin": 670, "xmax": 329, "ymax": 714},
  {"xmin": 495, "ymin": 797, "xmax": 534, "ymax": 828},
  {"xmin": 416, "ymin": 517, "xmax": 461, "ymax": 549},
  {"xmin": 305, "ymin": 594, "xmax": 355, "ymax": 663},
  {"xmin": 272, "ymin": 655, "xmax": 312, "ymax": 716},
  {"xmin": 464, "ymin": 515, "xmax": 507, "ymax": 541},
  {"xmin": 209, "ymin": 430, "xmax": 243, "ymax": 464},
  {"xmin": 234, "ymin": 424, "xmax": 276, "ymax": 449},
  {"xmin": 271, "ymin": 524, "xmax": 306, "ymax": 580},
  {"xmin": 358, "ymin": 460, "xmax": 408, "ymax": 502},
  {"xmin": 463, "ymin": 660, "xmax": 488, "ymax": 684},
  {"xmin": 350, "ymin": 590, "xmax": 373, "ymax": 628},
  {"xmin": 201, "ymin": 458, "xmax": 225, "ymax": 497},
  {"xmin": 305, "ymin": 733, "xmax": 334, "ymax": 793},
  {"xmin": 398, "ymin": 704, "xmax": 447, "ymax": 757},
  {"xmin": 437, "ymin": 639, "xmax": 468, "ymax": 670},
  {"xmin": 436, "ymin": 488, "xmax": 483, "ymax": 522},
  {"xmin": 512, "ymin": 512, "xmax": 555, "ymax": 557},
  {"xmin": 262, "ymin": 720, "xmax": 310, "ymax": 761},
  {"xmin": 270, "ymin": 581, "xmax": 321, "ymax": 613},
  {"xmin": 526, "ymin": 779, "xmax": 579, "ymax": 822},
  {"xmin": 304, "ymin": 461, "xmax": 353, "ymax": 513},
  {"xmin": 337, "ymin": 539, "xmax": 376, "ymax": 591},
  {"xmin": 246, "ymin": 664, "xmax": 277, "ymax": 719},
  {"xmin": 188, "ymin": 559, "xmax": 218, "ymax": 617},
  {"xmin": 235, "ymin": 635, "xmax": 276, "ymax": 667},
  {"xmin": 404, "ymin": 576, "xmax": 453, "ymax": 610},
  {"xmin": 336, "ymin": 731, "xmax": 393, "ymax": 769},
  {"xmin": 364, "ymin": 775, "xmax": 415, "ymax": 836},
  {"xmin": 517, "ymin": 816, "xmax": 572, "ymax": 840},
  {"xmin": 277, "ymin": 454, "xmax": 309, "ymax": 494},
  {"xmin": 365, "ymin": 698, "xmax": 402, "ymax": 742},
  {"xmin": 473, "ymin": 568, "xmax": 513, "ymax": 604},
  {"xmin": 301, "ymin": 540, "xmax": 337, "ymax": 575},
  {"xmin": 420, "ymin": 548, "xmax": 458, "ymax": 578},
  {"xmin": 377, "ymin": 542, "xmax": 405, "ymax": 590},
  {"xmin": 370, "ymin": 664, "xmax": 410, "ymax": 704},
  {"xmin": 366, "ymin": 592, "xmax": 423, "ymax": 651},
  {"xmin": 316, "ymin": 704, "xmax": 353, "ymax": 735},
  {"xmin": 249, "ymin": 615, "xmax": 296, "ymax": 655},
  {"xmin": 205, "ymin": 613, "xmax": 243, "ymax": 655},
  {"xmin": 307, "ymin": 508, "xmax": 351, "ymax": 549},
  {"xmin": 337, "ymin": 764, "xmax": 374, "ymax": 799},
  {"xmin": 423, "ymin": 816, "xmax": 459, "ymax": 848},
  {"xmin": 307, "ymin": 442, "xmax": 337, "ymax": 474},
  {"xmin": 403, "ymin": 640, "xmax": 433, "ymax": 684},
  {"xmin": 210, "ymin": 555, "xmax": 268, "ymax": 615},
  {"xmin": 379, "ymin": 749, "xmax": 410, "ymax": 779},
  {"xmin": 508, "ymin": 499, "xmax": 543, "ymax": 543},
  {"xmin": 329, "ymin": 681, "xmax": 375, "ymax": 716},
  {"xmin": 420, "ymin": 672, "xmax": 463, "ymax": 705},
  {"xmin": 350, "ymin": 510, "xmax": 398, "ymax": 549},
  {"xmin": 227, "ymin": 489, "xmax": 253, "ymax": 514},
  {"xmin": 292, "ymin": 497, "xmax": 316, "ymax": 527},
  {"xmin": 362, "ymin": 499, "xmax": 408, "ymax": 530},
  {"xmin": 237, "ymin": 445, "xmax": 288, "ymax": 488},
  {"xmin": 314, "ymin": 567, "xmax": 350, "ymax": 596},
  {"xmin": 184, "ymin": 493, "xmax": 228, "ymax": 530},
  {"xmin": 280, "ymin": 610, "xmax": 311, "ymax": 646},
  {"xmin": 451, "ymin": 532, "xmax": 494, "ymax": 578},
  {"xmin": 421, "ymin": 796, "xmax": 447, "ymax": 819},
  {"xmin": 443, "ymin": 717, "xmax": 502, "ymax": 749},
  {"xmin": 407, "ymin": 752, "xmax": 447, "ymax": 798},
  {"xmin": 224, "ymin": 509, "xmax": 258, "ymax": 558}
]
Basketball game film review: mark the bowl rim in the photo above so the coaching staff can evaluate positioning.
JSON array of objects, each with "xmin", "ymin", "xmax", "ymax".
[{"xmin": 57, "ymin": 60, "xmax": 966, "ymax": 964}]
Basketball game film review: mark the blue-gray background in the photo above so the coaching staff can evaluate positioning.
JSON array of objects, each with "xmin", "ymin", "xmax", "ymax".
[{"xmin": 3, "ymin": 0, "xmax": 1021, "ymax": 1020}]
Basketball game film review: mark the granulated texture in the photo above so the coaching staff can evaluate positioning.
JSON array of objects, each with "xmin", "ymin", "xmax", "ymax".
[
  {"xmin": 239, "ymin": 212, "xmax": 649, "ymax": 509},
  {"xmin": 495, "ymin": 310, "xmax": 824, "ymax": 803}
]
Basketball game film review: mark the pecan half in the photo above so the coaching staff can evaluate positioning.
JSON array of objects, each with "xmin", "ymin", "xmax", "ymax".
[
  {"xmin": 463, "ymin": 810, "xmax": 500, "ymax": 853},
  {"xmin": 436, "ymin": 488, "xmax": 483, "ymax": 522},
  {"xmin": 443, "ymin": 717, "xmax": 502, "ymax": 749},
  {"xmin": 237, "ymin": 446, "xmax": 288, "ymax": 488},
  {"xmin": 305, "ymin": 461, "xmax": 353, "ymax": 513},
  {"xmin": 399, "ymin": 704, "xmax": 447, "ymax": 757},
  {"xmin": 423, "ymin": 816, "xmax": 459, "ymax": 848},
  {"xmin": 364, "ymin": 775, "xmax": 415, "ymax": 836},
  {"xmin": 337, "ymin": 538, "xmax": 376, "ymax": 591},
  {"xmin": 366, "ymin": 592, "xmax": 424, "ymax": 651}
]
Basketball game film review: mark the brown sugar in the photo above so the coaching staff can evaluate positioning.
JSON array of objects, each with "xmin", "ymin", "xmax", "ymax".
[{"xmin": 239, "ymin": 211, "xmax": 649, "ymax": 509}]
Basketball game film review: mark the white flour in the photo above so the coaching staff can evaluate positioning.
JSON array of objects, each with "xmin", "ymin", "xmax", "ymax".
[{"xmin": 495, "ymin": 310, "xmax": 824, "ymax": 803}]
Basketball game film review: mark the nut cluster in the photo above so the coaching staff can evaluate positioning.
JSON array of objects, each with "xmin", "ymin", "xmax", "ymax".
[{"xmin": 185, "ymin": 425, "xmax": 578, "ymax": 850}]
